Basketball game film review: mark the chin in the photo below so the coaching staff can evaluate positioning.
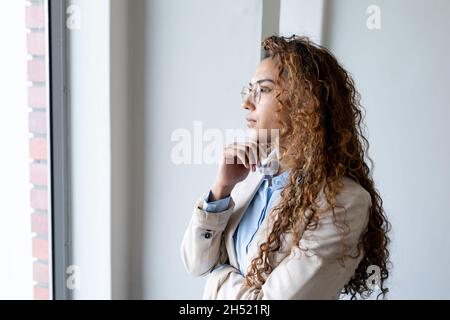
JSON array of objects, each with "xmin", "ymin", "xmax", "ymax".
[{"xmin": 251, "ymin": 129, "xmax": 273, "ymax": 144}]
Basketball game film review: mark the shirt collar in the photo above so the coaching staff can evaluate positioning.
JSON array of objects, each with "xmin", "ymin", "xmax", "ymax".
[
  {"xmin": 258, "ymin": 147, "xmax": 290, "ymax": 189},
  {"xmin": 270, "ymin": 169, "xmax": 290, "ymax": 189}
]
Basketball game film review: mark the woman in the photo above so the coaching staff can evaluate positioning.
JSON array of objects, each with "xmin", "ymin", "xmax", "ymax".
[{"xmin": 180, "ymin": 35, "xmax": 390, "ymax": 300}]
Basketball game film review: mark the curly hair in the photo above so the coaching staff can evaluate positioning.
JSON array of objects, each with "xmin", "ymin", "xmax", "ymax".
[{"xmin": 244, "ymin": 35, "xmax": 391, "ymax": 300}]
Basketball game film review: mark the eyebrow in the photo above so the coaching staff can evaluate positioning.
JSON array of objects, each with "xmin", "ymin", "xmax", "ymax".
[{"xmin": 249, "ymin": 78, "xmax": 275, "ymax": 86}]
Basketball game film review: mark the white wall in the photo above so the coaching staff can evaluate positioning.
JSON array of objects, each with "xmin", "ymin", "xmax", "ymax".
[
  {"xmin": 279, "ymin": 0, "xmax": 325, "ymax": 44},
  {"xmin": 67, "ymin": 0, "xmax": 130, "ymax": 300},
  {"xmin": 322, "ymin": 0, "xmax": 450, "ymax": 299},
  {"xmin": 68, "ymin": 0, "xmax": 112, "ymax": 299},
  {"xmin": 127, "ymin": 0, "xmax": 263, "ymax": 299},
  {"xmin": 102, "ymin": 0, "xmax": 450, "ymax": 299}
]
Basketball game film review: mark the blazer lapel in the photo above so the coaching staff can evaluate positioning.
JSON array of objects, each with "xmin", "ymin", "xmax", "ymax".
[{"xmin": 224, "ymin": 171, "xmax": 264, "ymax": 268}]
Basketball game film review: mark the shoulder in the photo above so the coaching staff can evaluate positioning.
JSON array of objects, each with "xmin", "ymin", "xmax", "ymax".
[
  {"xmin": 301, "ymin": 177, "xmax": 372, "ymax": 259},
  {"xmin": 315, "ymin": 176, "xmax": 371, "ymax": 210},
  {"xmin": 314, "ymin": 176, "xmax": 372, "ymax": 233},
  {"xmin": 336, "ymin": 176, "xmax": 372, "ymax": 209}
]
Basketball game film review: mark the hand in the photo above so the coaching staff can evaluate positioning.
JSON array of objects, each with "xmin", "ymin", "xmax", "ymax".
[{"xmin": 209, "ymin": 141, "xmax": 267, "ymax": 201}]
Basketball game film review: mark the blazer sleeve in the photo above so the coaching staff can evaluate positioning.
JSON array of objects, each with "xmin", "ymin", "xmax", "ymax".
[
  {"xmin": 180, "ymin": 191, "xmax": 236, "ymax": 277},
  {"xmin": 202, "ymin": 189, "xmax": 371, "ymax": 299}
]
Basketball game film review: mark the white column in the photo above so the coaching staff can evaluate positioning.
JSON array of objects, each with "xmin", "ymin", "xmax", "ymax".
[{"xmin": 279, "ymin": 0, "xmax": 325, "ymax": 45}]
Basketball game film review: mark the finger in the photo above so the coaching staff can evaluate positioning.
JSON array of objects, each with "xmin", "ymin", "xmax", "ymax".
[
  {"xmin": 237, "ymin": 150, "xmax": 249, "ymax": 168},
  {"xmin": 245, "ymin": 143, "xmax": 258, "ymax": 167},
  {"xmin": 234, "ymin": 145, "xmax": 250, "ymax": 168},
  {"xmin": 227, "ymin": 142, "xmax": 264, "ymax": 169},
  {"xmin": 223, "ymin": 145, "xmax": 238, "ymax": 165},
  {"xmin": 235, "ymin": 143, "xmax": 258, "ymax": 171},
  {"xmin": 232, "ymin": 144, "xmax": 250, "ymax": 163},
  {"xmin": 224, "ymin": 144, "xmax": 249, "ymax": 168},
  {"xmin": 241, "ymin": 141, "xmax": 263, "ymax": 166}
]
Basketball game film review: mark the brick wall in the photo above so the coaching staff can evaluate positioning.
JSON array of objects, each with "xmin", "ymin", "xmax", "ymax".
[{"xmin": 26, "ymin": 0, "xmax": 50, "ymax": 300}]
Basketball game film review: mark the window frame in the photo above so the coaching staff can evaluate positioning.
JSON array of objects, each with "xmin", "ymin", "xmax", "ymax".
[{"xmin": 48, "ymin": 0, "xmax": 71, "ymax": 300}]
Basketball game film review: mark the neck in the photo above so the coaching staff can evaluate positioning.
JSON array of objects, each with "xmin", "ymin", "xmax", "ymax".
[
  {"xmin": 277, "ymin": 160, "xmax": 288, "ymax": 174},
  {"xmin": 272, "ymin": 143, "xmax": 290, "ymax": 175}
]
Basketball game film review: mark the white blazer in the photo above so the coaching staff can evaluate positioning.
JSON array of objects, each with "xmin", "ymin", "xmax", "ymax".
[{"xmin": 180, "ymin": 170, "xmax": 371, "ymax": 299}]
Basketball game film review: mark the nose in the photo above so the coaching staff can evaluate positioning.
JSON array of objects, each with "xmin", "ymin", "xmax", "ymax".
[{"xmin": 241, "ymin": 95, "xmax": 255, "ymax": 111}]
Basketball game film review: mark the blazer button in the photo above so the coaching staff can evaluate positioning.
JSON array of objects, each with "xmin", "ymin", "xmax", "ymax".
[{"xmin": 204, "ymin": 232, "xmax": 212, "ymax": 239}]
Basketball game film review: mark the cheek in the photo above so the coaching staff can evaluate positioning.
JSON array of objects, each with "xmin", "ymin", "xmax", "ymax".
[{"xmin": 258, "ymin": 103, "xmax": 280, "ymax": 129}]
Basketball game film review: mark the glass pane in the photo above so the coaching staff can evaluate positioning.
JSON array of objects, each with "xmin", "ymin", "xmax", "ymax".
[{"xmin": 0, "ymin": 0, "xmax": 52, "ymax": 300}]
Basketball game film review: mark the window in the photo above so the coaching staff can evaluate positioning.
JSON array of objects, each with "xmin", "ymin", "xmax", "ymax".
[{"xmin": 0, "ymin": 0, "xmax": 52, "ymax": 300}]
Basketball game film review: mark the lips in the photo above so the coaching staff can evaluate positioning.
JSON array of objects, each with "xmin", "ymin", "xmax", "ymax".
[
  {"xmin": 246, "ymin": 116, "xmax": 256, "ymax": 122},
  {"xmin": 246, "ymin": 120, "xmax": 256, "ymax": 128}
]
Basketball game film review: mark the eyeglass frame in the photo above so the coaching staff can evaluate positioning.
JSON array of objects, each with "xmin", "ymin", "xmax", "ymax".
[{"xmin": 240, "ymin": 78, "xmax": 276, "ymax": 104}]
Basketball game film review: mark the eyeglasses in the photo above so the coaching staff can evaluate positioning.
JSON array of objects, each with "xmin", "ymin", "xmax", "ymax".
[{"xmin": 240, "ymin": 80, "xmax": 274, "ymax": 104}]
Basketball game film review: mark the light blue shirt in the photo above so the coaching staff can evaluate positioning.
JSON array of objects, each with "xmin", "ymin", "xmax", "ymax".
[{"xmin": 203, "ymin": 170, "xmax": 290, "ymax": 275}]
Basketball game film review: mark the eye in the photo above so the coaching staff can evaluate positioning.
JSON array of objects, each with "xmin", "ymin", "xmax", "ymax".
[{"xmin": 260, "ymin": 86, "xmax": 272, "ymax": 93}]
